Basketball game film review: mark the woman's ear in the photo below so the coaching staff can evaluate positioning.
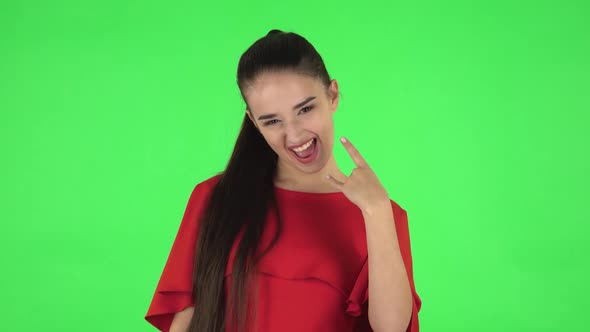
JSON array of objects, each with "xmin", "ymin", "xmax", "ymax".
[{"xmin": 329, "ymin": 79, "xmax": 340, "ymax": 112}]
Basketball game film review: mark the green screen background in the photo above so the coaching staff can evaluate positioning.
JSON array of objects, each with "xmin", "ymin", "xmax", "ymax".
[{"xmin": 1, "ymin": 0, "xmax": 588, "ymax": 331}]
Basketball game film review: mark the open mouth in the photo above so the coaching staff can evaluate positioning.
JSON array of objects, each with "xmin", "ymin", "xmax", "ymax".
[{"xmin": 289, "ymin": 138, "xmax": 318, "ymax": 163}]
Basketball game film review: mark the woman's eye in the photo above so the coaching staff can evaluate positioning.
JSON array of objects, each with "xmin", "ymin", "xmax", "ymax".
[
  {"xmin": 300, "ymin": 105, "xmax": 313, "ymax": 113},
  {"xmin": 263, "ymin": 106, "xmax": 313, "ymax": 127}
]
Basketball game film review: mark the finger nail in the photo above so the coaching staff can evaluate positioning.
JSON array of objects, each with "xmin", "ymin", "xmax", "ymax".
[{"xmin": 340, "ymin": 137, "xmax": 347, "ymax": 143}]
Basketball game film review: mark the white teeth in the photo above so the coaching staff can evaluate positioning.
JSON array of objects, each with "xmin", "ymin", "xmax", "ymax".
[{"xmin": 291, "ymin": 138, "xmax": 314, "ymax": 152}]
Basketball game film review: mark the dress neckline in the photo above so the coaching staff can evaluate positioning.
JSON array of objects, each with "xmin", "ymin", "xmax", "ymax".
[{"xmin": 273, "ymin": 185, "xmax": 345, "ymax": 198}]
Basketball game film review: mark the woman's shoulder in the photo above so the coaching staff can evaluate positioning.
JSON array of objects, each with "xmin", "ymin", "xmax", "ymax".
[
  {"xmin": 194, "ymin": 172, "xmax": 223, "ymax": 190},
  {"xmin": 184, "ymin": 172, "xmax": 223, "ymax": 201},
  {"xmin": 174, "ymin": 173, "xmax": 223, "ymax": 229}
]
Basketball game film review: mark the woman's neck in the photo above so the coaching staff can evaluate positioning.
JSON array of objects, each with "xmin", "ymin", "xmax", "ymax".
[{"xmin": 274, "ymin": 156, "xmax": 347, "ymax": 193}]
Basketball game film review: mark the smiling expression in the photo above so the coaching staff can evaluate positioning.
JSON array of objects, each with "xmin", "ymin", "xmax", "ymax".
[{"xmin": 244, "ymin": 71, "xmax": 340, "ymax": 174}]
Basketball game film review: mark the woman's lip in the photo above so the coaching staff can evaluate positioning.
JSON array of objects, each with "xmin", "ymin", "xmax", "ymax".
[
  {"xmin": 289, "ymin": 137, "xmax": 319, "ymax": 164},
  {"xmin": 287, "ymin": 137, "xmax": 316, "ymax": 150}
]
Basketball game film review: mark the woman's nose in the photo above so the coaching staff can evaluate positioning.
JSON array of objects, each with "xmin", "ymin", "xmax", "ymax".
[{"xmin": 284, "ymin": 121, "xmax": 305, "ymax": 140}]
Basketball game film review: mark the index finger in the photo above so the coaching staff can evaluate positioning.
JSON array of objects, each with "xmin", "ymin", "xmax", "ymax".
[{"xmin": 340, "ymin": 137, "xmax": 369, "ymax": 168}]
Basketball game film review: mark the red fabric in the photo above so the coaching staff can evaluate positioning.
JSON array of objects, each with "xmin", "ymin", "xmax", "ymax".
[{"xmin": 145, "ymin": 174, "xmax": 421, "ymax": 332}]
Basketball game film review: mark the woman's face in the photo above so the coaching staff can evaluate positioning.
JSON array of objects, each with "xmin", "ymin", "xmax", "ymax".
[{"xmin": 244, "ymin": 71, "xmax": 340, "ymax": 176}]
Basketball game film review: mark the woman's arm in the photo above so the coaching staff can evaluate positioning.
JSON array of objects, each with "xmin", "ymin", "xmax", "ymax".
[
  {"xmin": 363, "ymin": 201, "xmax": 413, "ymax": 332},
  {"xmin": 169, "ymin": 306, "xmax": 194, "ymax": 332}
]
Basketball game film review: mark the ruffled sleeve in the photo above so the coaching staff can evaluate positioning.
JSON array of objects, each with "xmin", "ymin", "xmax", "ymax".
[
  {"xmin": 144, "ymin": 178, "xmax": 217, "ymax": 332},
  {"xmin": 345, "ymin": 200, "xmax": 422, "ymax": 332}
]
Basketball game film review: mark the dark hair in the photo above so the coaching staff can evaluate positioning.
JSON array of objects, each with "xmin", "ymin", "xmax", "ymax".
[{"xmin": 188, "ymin": 29, "xmax": 334, "ymax": 332}]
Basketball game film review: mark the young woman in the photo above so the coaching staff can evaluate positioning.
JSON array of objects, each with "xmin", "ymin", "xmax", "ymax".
[{"xmin": 145, "ymin": 29, "xmax": 422, "ymax": 332}]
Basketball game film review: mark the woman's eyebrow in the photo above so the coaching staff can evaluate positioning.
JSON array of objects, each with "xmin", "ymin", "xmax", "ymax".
[
  {"xmin": 257, "ymin": 96, "xmax": 317, "ymax": 120},
  {"xmin": 292, "ymin": 96, "xmax": 316, "ymax": 110}
]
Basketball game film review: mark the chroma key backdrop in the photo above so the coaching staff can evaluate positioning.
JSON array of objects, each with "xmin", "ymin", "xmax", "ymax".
[{"xmin": 0, "ymin": 1, "xmax": 588, "ymax": 331}]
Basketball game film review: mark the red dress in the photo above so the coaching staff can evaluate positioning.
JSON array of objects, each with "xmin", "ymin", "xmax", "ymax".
[{"xmin": 145, "ymin": 174, "xmax": 422, "ymax": 331}]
